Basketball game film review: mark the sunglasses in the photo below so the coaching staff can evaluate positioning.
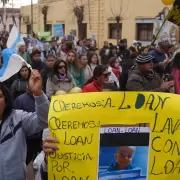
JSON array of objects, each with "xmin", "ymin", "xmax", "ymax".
[
  {"xmin": 58, "ymin": 66, "xmax": 66, "ymax": 69},
  {"xmin": 102, "ymin": 72, "xmax": 111, "ymax": 78}
]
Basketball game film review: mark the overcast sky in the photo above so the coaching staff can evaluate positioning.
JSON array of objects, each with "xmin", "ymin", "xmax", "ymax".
[{"xmin": 1, "ymin": 0, "xmax": 38, "ymax": 8}]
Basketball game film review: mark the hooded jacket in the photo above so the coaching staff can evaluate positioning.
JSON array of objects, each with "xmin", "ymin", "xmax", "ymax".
[
  {"xmin": 0, "ymin": 93, "xmax": 49, "ymax": 180},
  {"xmin": 11, "ymin": 79, "xmax": 28, "ymax": 100},
  {"xmin": 126, "ymin": 69, "xmax": 163, "ymax": 92}
]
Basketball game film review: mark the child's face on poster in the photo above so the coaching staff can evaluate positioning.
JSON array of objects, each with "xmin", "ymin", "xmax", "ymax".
[{"xmin": 115, "ymin": 146, "xmax": 134, "ymax": 169}]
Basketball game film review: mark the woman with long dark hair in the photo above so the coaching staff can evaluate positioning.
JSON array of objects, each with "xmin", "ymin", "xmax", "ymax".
[
  {"xmin": 68, "ymin": 54, "xmax": 87, "ymax": 88},
  {"xmin": 0, "ymin": 70, "xmax": 49, "ymax": 180},
  {"xmin": 84, "ymin": 52, "xmax": 99, "ymax": 82},
  {"xmin": 83, "ymin": 65, "xmax": 110, "ymax": 92},
  {"xmin": 46, "ymin": 60, "xmax": 76, "ymax": 97},
  {"xmin": 66, "ymin": 50, "xmax": 77, "ymax": 64},
  {"xmin": 172, "ymin": 52, "xmax": 180, "ymax": 94}
]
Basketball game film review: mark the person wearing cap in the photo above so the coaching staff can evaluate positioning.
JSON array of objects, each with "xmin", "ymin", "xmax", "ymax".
[
  {"xmin": 126, "ymin": 54, "xmax": 174, "ymax": 92},
  {"xmin": 108, "ymin": 146, "xmax": 136, "ymax": 171}
]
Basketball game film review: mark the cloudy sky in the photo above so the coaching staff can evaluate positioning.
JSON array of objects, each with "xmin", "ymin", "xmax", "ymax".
[{"xmin": 2, "ymin": 0, "xmax": 38, "ymax": 8}]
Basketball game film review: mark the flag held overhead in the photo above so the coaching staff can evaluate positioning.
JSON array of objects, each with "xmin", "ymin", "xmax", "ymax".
[
  {"xmin": 0, "ymin": 48, "xmax": 31, "ymax": 82},
  {"xmin": 167, "ymin": 0, "xmax": 180, "ymax": 26}
]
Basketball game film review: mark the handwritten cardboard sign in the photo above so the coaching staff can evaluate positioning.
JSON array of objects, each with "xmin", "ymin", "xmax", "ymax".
[{"xmin": 48, "ymin": 92, "xmax": 180, "ymax": 180}]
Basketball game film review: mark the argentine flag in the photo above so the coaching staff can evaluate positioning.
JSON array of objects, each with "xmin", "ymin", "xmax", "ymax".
[
  {"xmin": 7, "ymin": 24, "xmax": 24, "ymax": 51},
  {"xmin": 0, "ymin": 48, "xmax": 31, "ymax": 82}
]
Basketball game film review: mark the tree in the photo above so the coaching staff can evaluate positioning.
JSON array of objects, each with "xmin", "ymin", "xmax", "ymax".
[
  {"xmin": 41, "ymin": 5, "xmax": 48, "ymax": 32},
  {"xmin": 109, "ymin": 0, "xmax": 130, "ymax": 42},
  {"xmin": 67, "ymin": 0, "xmax": 95, "ymax": 39},
  {"xmin": 1, "ymin": 0, "xmax": 9, "ymax": 6},
  {"xmin": 0, "ymin": 14, "xmax": 7, "ymax": 30},
  {"xmin": 0, "ymin": 0, "xmax": 9, "ymax": 30}
]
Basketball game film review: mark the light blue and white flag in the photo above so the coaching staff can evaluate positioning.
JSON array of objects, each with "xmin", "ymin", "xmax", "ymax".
[
  {"xmin": 0, "ymin": 48, "xmax": 31, "ymax": 82},
  {"xmin": 7, "ymin": 24, "xmax": 24, "ymax": 51}
]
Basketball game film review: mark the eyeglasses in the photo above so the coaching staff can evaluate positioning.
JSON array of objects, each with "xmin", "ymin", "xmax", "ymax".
[
  {"xmin": 102, "ymin": 72, "xmax": 111, "ymax": 78},
  {"xmin": 58, "ymin": 66, "xmax": 66, "ymax": 69}
]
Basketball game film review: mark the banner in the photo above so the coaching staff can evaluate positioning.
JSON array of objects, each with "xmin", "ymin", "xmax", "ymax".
[
  {"xmin": 167, "ymin": 0, "xmax": 180, "ymax": 26},
  {"xmin": 153, "ymin": 7, "xmax": 179, "ymax": 47},
  {"xmin": 37, "ymin": 32, "xmax": 51, "ymax": 41},
  {"xmin": 53, "ymin": 24, "xmax": 64, "ymax": 37},
  {"xmin": 48, "ymin": 92, "xmax": 180, "ymax": 180}
]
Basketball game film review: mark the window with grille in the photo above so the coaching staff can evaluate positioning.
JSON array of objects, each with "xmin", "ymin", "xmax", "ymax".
[
  {"xmin": 136, "ymin": 23, "xmax": 153, "ymax": 41},
  {"xmin": 108, "ymin": 23, "xmax": 122, "ymax": 39}
]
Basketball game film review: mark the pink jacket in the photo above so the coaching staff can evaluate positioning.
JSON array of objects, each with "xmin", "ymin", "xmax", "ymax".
[{"xmin": 172, "ymin": 69, "xmax": 180, "ymax": 94}]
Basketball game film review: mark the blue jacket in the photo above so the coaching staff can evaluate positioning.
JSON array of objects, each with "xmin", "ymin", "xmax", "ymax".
[
  {"xmin": 150, "ymin": 50, "xmax": 166, "ymax": 64},
  {"xmin": 0, "ymin": 93, "xmax": 49, "ymax": 180},
  {"xmin": 14, "ymin": 91, "xmax": 35, "ymax": 112}
]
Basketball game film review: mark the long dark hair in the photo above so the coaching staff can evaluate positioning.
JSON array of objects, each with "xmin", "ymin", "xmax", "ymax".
[
  {"xmin": 108, "ymin": 57, "xmax": 117, "ymax": 68},
  {"xmin": 88, "ymin": 52, "xmax": 99, "ymax": 67},
  {"xmin": 0, "ymin": 82, "xmax": 13, "ymax": 120},
  {"xmin": 50, "ymin": 60, "xmax": 67, "ymax": 79},
  {"xmin": 18, "ymin": 65, "xmax": 31, "ymax": 79},
  {"xmin": 84, "ymin": 65, "xmax": 107, "ymax": 86},
  {"xmin": 172, "ymin": 52, "xmax": 180, "ymax": 69}
]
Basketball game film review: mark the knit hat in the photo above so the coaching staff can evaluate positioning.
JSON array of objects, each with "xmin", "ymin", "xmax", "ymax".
[{"xmin": 136, "ymin": 54, "xmax": 154, "ymax": 64}]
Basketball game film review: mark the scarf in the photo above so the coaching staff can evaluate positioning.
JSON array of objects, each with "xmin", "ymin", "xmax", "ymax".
[{"xmin": 59, "ymin": 74, "xmax": 66, "ymax": 80}]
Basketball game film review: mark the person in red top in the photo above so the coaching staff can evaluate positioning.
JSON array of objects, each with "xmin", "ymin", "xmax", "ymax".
[
  {"xmin": 82, "ymin": 65, "xmax": 110, "ymax": 92},
  {"xmin": 109, "ymin": 57, "xmax": 120, "ymax": 78}
]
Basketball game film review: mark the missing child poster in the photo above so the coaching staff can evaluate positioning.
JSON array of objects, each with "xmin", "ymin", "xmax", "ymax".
[
  {"xmin": 48, "ymin": 92, "xmax": 180, "ymax": 180},
  {"xmin": 99, "ymin": 126, "xmax": 150, "ymax": 180}
]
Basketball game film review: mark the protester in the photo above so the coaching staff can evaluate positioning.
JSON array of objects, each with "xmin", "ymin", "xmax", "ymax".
[
  {"xmin": 172, "ymin": 52, "xmax": 180, "ymax": 94},
  {"xmin": 11, "ymin": 65, "xmax": 31, "ymax": 100},
  {"xmin": 119, "ymin": 53, "xmax": 136, "ymax": 91},
  {"xmin": 84, "ymin": 53, "xmax": 99, "ymax": 82},
  {"xmin": 0, "ymin": 70, "xmax": 49, "ymax": 180},
  {"xmin": 141, "ymin": 46, "xmax": 149, "ymax": 55},
  {"xmin": 83, "ymin": 65, "xmax": 110, "ymax": 92},
  {"xmin": 118, "ymin": 39, "xmax": 130, "ymax": 61},
  {"xmin": 41, "ymin": 55, "xmax": 55, "ymax": 93},
  {"xmin": 13, "ymin": 82, "xmax": 43, "ymax": 177},
  {"xmin": 109, "ymin": 57, "xmax": 120, "ymax": 78},
  {"xmin": 66, "ymin": 50, "xmax": 76, "ymax": 64},
  {"xmin": 46, "ymin": 60, "xmax": 76, "ymax": 97},
  {"xmin": 129, "ymin": 40, "xmax": 138, "ymax": 54},
  {"xmin": 99, "ymin": 41, "xmax": 109, "ymax": 65},
  {"xmin": 126, "ymin": 54, "xmax": 174, "ymax": 92},
  {"xmin": 108, "ymin": 46, "xmax": 117, "ymax": 59},
  {"xmin": 57, "ymin": 42, "xmax": 67, "ymax": 61},
  {"xmin": 150, "ymin": 42, "xmax": 167, "ymax": 64},
  {"xmin": 17, "ymin": 42, "xmax": 31, "ymax": 64},
  {"xmin": 31, "ymin": 48, "xmax": 45, "ymax": 72},
  {"xmin": 68, "ymin": 54, "xmax": 86, "ymax": 88}
]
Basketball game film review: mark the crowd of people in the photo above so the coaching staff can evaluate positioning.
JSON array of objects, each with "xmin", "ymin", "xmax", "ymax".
[{"xmin": 0, "ymin": 33, "xmax": 180, "ymax": 180}]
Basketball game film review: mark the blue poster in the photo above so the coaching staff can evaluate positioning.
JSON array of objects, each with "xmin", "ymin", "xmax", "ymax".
[{"xmin": 53, "ymin": 24, "xmax": 64, "ymax": 37}]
